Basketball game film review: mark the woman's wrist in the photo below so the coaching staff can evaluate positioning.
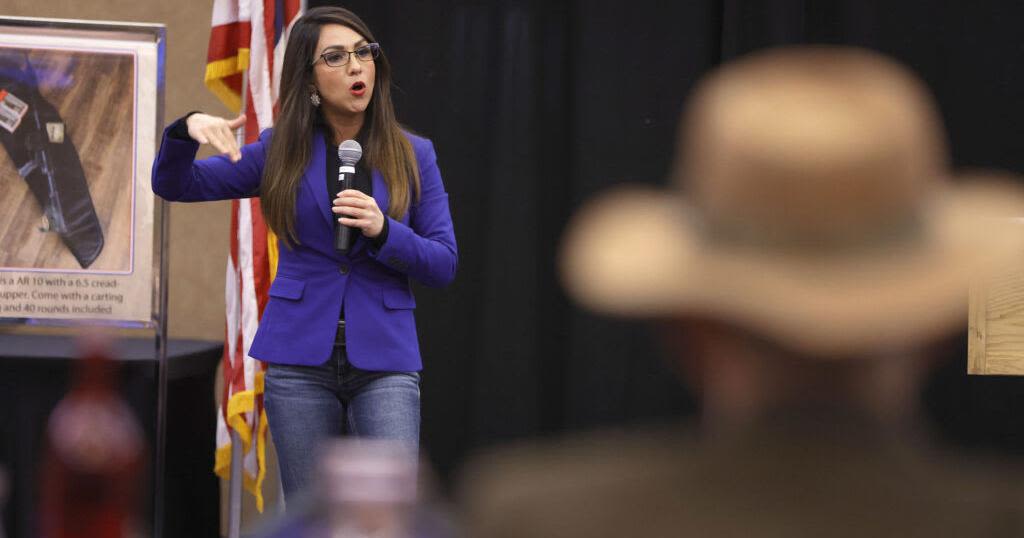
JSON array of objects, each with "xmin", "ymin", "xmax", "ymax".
[
  {"xmin": 168, "ymin": 111, "xmax": 203, "ymax": 141},
  {"xmin": 371, "ymin": 217, "xmax": 389, "ymax": 249}
]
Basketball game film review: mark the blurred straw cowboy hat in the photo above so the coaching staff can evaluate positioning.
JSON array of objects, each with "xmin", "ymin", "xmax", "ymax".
[{"xmin": 560, "ymin": 46, "xmax": 1024, "ymax": 356}]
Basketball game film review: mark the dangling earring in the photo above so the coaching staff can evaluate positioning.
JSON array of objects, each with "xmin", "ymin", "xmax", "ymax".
[{"xmin": 310, "ymin": 90, "xmax": 321, "ymax": 107}]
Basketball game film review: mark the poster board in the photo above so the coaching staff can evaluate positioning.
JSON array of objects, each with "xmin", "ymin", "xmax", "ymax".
[
  {"xmin": 967, "ymin": 218, "xmax": 1024, "ymax": 375},
  {"xmin": 968, "ymin": 263, "xmax": 1024, "ymax": 373},
  {"xmin": 0, "ymin": 17, "xmax": 165, "ymax": 326}
]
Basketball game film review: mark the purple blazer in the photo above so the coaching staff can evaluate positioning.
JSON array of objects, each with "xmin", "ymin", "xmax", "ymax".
[{"xmin": 151, "ymin": 126, "xmax": 457, "ymax": 371}]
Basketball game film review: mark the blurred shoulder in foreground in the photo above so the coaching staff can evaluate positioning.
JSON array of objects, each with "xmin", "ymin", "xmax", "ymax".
[{"xmin": 460, "ymin": 419, "xmax": 1024, "ymax": 537}]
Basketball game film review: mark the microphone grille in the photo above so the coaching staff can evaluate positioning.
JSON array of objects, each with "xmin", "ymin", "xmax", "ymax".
[{"xmin": 338, "ymin": 139, "xmax": 363, "ymax": 166}]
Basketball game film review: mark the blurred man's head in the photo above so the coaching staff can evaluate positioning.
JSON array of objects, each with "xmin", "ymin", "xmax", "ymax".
[{"xmin": 560, "ymin": 46, "xmax": 1024, "ymax": 423}]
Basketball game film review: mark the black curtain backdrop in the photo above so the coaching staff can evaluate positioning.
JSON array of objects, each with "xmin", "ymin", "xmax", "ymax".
[{"xmin": 308, "ymin": 0, "xmax": 1024, "ymax": 482}]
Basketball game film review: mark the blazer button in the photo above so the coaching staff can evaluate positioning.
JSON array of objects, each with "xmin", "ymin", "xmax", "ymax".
[{"xmin": 339, "ymin": 264, "xmax": 349, "ymax": 275}]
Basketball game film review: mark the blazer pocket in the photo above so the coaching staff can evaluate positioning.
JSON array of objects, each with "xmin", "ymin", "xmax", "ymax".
[
  {"xmin": 382, "ymin": 287, "xmax": 416, "ymax": 310},
  {"xmin": 268, "ymin": 276, "xmax": 305, "ymax": 300}
]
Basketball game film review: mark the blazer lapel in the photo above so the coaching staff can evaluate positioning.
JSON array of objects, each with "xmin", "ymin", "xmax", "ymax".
[{"xmin": 306, "ymin": 131, "xmax": 335, "ymax": 230}]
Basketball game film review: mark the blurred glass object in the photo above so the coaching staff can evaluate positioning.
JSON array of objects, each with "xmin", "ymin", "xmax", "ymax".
[
  {"xmin": 258, "ymin": 438, "xmax": 458, "ymax": 538},
  {"xmin": 38, "ymin": 336, "xmax": 146, "ymax": 538},
  {"xmin": 318, "ymin": 440, "xmax": 418, "ymax": 538}
]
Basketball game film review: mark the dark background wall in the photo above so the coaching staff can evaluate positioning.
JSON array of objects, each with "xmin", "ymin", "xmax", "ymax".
[{"xmin": 306, "ymin": 0, "xmax": 1024, "ymax": 483}]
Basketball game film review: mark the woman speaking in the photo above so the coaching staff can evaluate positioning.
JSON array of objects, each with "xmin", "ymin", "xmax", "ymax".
[{"xmin": 151, "ymin": 7, "xmax": 457, "ymax": 499}]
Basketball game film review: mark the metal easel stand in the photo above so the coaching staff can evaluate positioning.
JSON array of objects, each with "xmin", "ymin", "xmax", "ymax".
[{"xmin": 154, "ymin": 196, "xmax": 170, "ymax": 538}]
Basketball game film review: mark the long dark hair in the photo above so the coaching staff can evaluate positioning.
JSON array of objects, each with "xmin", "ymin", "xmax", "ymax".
[{"xmin": 261, "ymin": 6, "xmax": 420, "ymax": 247}]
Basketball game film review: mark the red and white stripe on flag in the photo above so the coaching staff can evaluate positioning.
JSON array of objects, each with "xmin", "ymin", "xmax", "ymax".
[{"xmin": 206, "ymin": 0, "xmax": 302, "ymax": 513}]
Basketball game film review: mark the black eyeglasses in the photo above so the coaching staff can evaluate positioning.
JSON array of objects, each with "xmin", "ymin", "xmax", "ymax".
[{"xmin": 312, "ymin": 43, "xmax": 381, "ymax": 67}]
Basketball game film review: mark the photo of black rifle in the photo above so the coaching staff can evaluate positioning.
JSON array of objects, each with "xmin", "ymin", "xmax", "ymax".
[{"xmin": 0, "ymin": 50, "xmax": 104, "ymax": 268}]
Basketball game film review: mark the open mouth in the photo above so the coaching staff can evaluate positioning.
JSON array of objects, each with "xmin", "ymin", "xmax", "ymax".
[{"xmin": 350, "ymin": 82, "xmax": 366, "ymax": 95}]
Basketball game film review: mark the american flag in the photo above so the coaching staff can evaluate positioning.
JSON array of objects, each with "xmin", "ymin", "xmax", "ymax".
[{"xmin": 205, "ymin": 0, "xmax": 303, "ymax": 513}]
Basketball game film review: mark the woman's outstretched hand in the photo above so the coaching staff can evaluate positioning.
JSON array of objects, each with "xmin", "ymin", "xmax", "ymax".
[{"xmin": 186, "ymin": 113, "xmax": 246, "ymax": 162}]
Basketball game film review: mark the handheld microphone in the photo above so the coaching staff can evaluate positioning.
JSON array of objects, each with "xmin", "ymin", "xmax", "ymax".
[{"xmin": 335, "ymin": 139, "xmax": 363, "ymax": 253}]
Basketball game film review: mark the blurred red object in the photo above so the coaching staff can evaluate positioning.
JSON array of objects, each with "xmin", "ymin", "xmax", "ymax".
[{"xmin": 38, "ymin": 337, "xmax": 146, "ymax": 538}]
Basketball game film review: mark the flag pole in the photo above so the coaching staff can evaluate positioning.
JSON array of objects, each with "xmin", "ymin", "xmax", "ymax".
[
  {"xmin": 227, "ymin": 71, "xmax": 247, "ymax": 538},
  {"xmin": 228, "ymin": 428, "xmax": 243, "ymax": 537}
]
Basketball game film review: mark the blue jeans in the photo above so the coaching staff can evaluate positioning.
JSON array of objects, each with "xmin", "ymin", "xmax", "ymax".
[{"xmin": 263, "ymin": 322, "xmax": 421, "ymax": 500}]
